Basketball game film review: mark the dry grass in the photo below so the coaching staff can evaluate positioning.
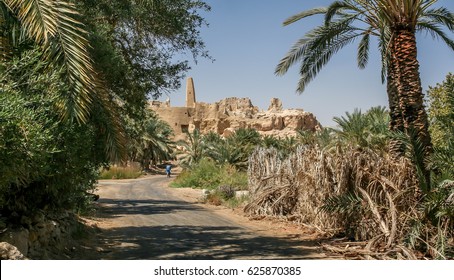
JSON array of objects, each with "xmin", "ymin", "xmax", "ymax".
[
  {"xmin": 99, "ymin": 165, "xmax": 142, "ymax": 179},
  {"xmin": 245, "ymin": 145, "xmax": 423, "ymax": 259}
]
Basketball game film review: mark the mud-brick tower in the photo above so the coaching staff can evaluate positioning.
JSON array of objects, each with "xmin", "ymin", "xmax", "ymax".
[{"xmin": 185, "ymin": 77, "xmax": 196, "ymax": 108}]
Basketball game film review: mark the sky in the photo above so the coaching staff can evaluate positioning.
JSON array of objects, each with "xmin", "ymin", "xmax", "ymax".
[{"xmin": 161, "ymin": 0, "xmax": 454, "ymax": 127}]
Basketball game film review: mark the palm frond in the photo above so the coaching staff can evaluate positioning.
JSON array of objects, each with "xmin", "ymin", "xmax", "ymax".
[
  {"xmin": 296, "ymin": 22, "xmax": 360, "ymax": 92},
  {"xmin": 423, "ymin": 7, "xmax": 454, "ymax": 31},
  {"xmin": 325, "ymin": 0, "xmax": 359, "ymax": 24},
  {"xmin": 417, "ymin": 20, "xmax": 454, "ymax": 52},
  {"xmin": 357, "ymin": 29, "xmax": 371, "ymax": 69},
  {"xmin": 321, "ymin": 191, "xmax": 363, "ymax": 216},
  {"xmin": 389, "ymin": 128, "xmax": 429, "ymax": 191},
  {"xmin": 275, "ymin": 37, "xmax": 309, "ymax": 76},
  {"xmin": 91, "ymin": 79, "xmax": 127, "ymax": 162},
  {"xmin": 4, "ymin": 0, "xmax": 95, "ymax": 123},
  {"xmin": 283, "ymin": 7, "xmax": 327, "ymax": 26}
]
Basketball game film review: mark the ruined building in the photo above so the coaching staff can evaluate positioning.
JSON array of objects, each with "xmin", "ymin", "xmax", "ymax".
[{"xmin": 150, "ymin": 77, "xmax": 321, "ymax": 140}]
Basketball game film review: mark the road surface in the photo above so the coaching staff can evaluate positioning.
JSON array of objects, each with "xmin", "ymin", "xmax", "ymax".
[{"xmin": 95, "ymin": 176, "xmax": 324, "ymax": 260}]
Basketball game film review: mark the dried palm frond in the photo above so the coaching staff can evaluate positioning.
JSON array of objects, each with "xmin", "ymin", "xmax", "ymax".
[{"xmin": 246, "ymin": 145, "xmax": 425, "ymax": 258}]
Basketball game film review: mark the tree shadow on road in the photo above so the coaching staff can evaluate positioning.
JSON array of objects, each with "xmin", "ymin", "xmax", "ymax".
[
  {"xmin": 95, "ymin": 196, "xmax": 324, "ymax": 259},
  {"xmin": 98, "ymin": 198, "xmax": 204, "ymax": 216},
  {"xmin": 100, "ymin": 224, "xmax": 323, "ymax": 260}
]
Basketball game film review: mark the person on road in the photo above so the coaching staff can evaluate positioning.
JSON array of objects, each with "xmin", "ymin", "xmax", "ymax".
[{"xmin": 165, "ymin": 164, "xmax": 172, "ymax": 178}]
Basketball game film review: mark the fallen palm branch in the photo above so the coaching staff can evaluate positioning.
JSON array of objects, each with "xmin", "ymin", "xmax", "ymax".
[{"xmin": 245, "ymin": 145, "xmax": 427, "ymax": 259}]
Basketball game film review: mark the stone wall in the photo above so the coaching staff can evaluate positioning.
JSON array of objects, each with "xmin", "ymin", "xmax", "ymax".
[
  {"xmin": 0, "ymin": 210, "xmax": 81, "ymax": 259},
  {"xmin": 152, "ymin": 106, "xmax": 195, "ymax": 138}
]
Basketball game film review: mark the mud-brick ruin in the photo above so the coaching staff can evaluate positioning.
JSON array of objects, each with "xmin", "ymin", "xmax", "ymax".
[{"xmin": 150, "ymin": 77, "xmax": 322, "ymax": 140}]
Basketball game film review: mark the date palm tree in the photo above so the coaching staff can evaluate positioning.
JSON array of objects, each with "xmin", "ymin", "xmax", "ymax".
[
  {"xmin": 379, "ymin": 0, "xmax": 453, "ymax": 185},
  {"xmin": 177, "ymin": 129, "xmax": 207, "ymax": 168},
  {"xmin": 133, "ymin": 112, "xmax": 175, "ymax": 169},
  {"xmin": 0, "ymin": 0, "xmax": 126, "ymax": 160},
  {"xmin": 1, "ymin": 0, "xmax": 95, "ymax": 121},
  {"xmin": 276, "ymin": 0, "xmax": 454, "ymax": 186}
]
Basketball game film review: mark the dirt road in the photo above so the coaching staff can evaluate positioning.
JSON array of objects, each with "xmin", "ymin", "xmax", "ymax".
[{"xmin": 95, "ymin": 176, "xmax": 326, "ymax": 260}]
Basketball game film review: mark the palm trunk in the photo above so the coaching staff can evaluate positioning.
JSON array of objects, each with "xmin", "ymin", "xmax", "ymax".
[
  {"xmin": 392, "ymin": 27, "xmax": 432, "ymax": 189},
  {"xmin": 386, "ymin": 53, "xmax": 405, "ymax": 157}
]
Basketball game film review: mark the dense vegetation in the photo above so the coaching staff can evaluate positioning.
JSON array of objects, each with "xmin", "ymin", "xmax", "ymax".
[
  {"xmin": 276, "ymin": 0, "xmax": 454, "ymax": 188},
  {"xmin": 0, "ymin": 0, "xmax": 452, "ymax": 260},
  {"xmin": 0, "ymin": 0, "xmax": 209, "ymax": 219},
  {"xmin": 265, "ymin": 0, "xmax": 454, "ymax": 258},
  {"xmin": 173, "ymin": 82, "xmax": 453, "ymax": 258}
]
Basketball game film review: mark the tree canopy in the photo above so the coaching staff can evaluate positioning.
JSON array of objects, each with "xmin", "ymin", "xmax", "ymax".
[{"xmin": 0, "ymin": 0, "xmax": 210, "ymax": 217}]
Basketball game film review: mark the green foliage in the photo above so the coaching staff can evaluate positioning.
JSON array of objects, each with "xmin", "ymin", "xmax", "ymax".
[
  {"xmin": 178, "ymin": 128, "xmax": 263, "ymax": 171},
  {"xmin": 171, "ymin": 158, "xmax": 248, "ymax": 191},
  {"xmin": 77, "ymin": 0, "xmax": 211, "ymax": 114},
  {"xmin": 206, "ymin": 139, "xmax": 248, "ymax": 170},
  {"xmin": 0, "ymin": 0, "xmax": 211, "ymax": 226},
  {"xmin": 321, "ymin": 191, "xmax": 364, "ymax": 238},
  {"xmin": 261, "ymin": 134, "xmax": 303, "ymax": 159},
  {"xmin": 1, "ymin": 0, "xmax": 97, "ymax": 122},
  {"xmin": 171, "ymin": 158, "xmax": 221, "ymax": 189},
  {"xmin": 228, "ymin": 128, "xmax": 262, "ymax": 148},
  {"xmin": 127, "ymin": 111, "xmax": 175, "ymax": 169},
  {"xmin": 427, "ymin": 73, "xmax": 454, "ymax": 149},
  {"xmin": 332, "ymin": 107, "xmax": 390, "ymax": 151},
  {"xmin": 207, "ymin": 128, "xmax": 262, "ymax": 170},
  {"xmin": 427, "ymin": 73, "xmax": 454, "ymax": 180},
  {"xmin": 177, "ymin": 129, "xmax": 206, "ymax": 168},
  {"xmin": 0, "ymin": 48, "xmax": 106, "ymax": 217},
  {"xmin": 321, "ymin": 192, "xmax": 363, "ymax": 217},
  {"xmin": 297, "ymin": 128, "xmax": 333, "ymax": 148},
  {"xmin": 99, "ymin": 166, "xmax": 142, "ymax": 180},
  {"xmin": 406, "ymin": 180, "xmax": 454, "ymax": 259}
]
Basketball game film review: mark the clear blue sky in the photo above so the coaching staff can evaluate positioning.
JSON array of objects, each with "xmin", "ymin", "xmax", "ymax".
[{"xmin": 163, "ymin": 0, "xmax": 454, "ymax": 127}]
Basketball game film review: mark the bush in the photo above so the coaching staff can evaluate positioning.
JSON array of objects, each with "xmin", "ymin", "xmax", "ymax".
[
  {"xmin": 0, "ymin": 49, "xmax": 107, "ymax": 218},
  {"xmin": 99, "ymin": 166, "xmax": 142, "ymax": 179},
  {"xmin": 217, "ymin": 185, "xmax": 235, "ymax": 200},
  {"xmin": 171, "ymin": 158, "xmax": 248, "ymax": 191}
]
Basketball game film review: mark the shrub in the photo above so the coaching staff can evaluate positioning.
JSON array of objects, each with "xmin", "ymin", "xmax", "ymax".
[
  {"xmin": 217, "ymin": 185, "xmax": 235, "ymax": 200},
  {"xmin": 0, "ymin": 49, "xmax": 108, "ymax": 218},
  {"xmin": 171, "ymin": 158, "xmax": 248, "ymax": 191},
  {"xmin": 99, "ymin": 166, "xmax": 142, "ymax": 179}
]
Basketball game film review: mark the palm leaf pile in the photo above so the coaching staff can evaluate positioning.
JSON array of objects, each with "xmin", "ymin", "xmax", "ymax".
[{"xmin": 245, "ymin": 145, "xmax": 432, "ymax": 259}]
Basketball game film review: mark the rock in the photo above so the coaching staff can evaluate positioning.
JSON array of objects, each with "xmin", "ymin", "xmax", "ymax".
[
  {"xmin": 268, "ymin": 98, "xmax": 283, "ymax": 111},
  {"xmin": 20, "ymin": 216, "xmax": 32, "ymax": 228},
  {"xmin": 222, "ymin": 128, "xmax": 236, "ymax": 138},
  {"xmin": 201, "ymin": 189, "xmax": 211, "ymax": 200},
  {"xmin": 32, "ymin": 212, "xmax": 45, "ymax": 225},
  {"xmin": 151, "ymin": 96, "xmax": 321, "ymax": 140},
  {"xmin": 235, "ymin": 190, "xmax": 250, "ymax": 199},
  {"xmin": 0, "ymin": 242, "xmax": 26, "ymax": 260},
  {"xmin": 0, "ymin": 228, "xmax": 29, "ymax": 256}
]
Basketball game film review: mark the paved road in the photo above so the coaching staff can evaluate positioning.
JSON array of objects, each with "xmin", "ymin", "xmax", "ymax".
[{"xmin": 96, "ymin": 176, "xmax": 323, "ymax": 260}]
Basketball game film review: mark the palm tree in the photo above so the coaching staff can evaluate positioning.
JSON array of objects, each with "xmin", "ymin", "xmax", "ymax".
[
  {"xmin": 332, "ymin": 107, "xmax": 390, "ymax": 150},
  {"xmin": 177, "ymin": 129, "xmax": 207, "ymax": 168},
  {"xmin": 135, "ymin": 113, "xmax": 175, "ymax": 169},
  {"xmin": 333, "ymin": 109, "xmax": 371, "ymax": 148},
  {"xmin": 1, "ymin": 0, "xmax": 126, "ymax": 160},
  {"xmin": 276, "ymin": 0, "xmax": 454, "ymax": 185},
  {"xmin": 206, "ymin": 139, "xmax": 248, "ymax": 170},
  {"xmin": 1, "ymin": 0, "xmax": 95, "ymax": 121},
  {"xmin": 378, "ymin": 0, "xmax": 453, "ymax": 162}
]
